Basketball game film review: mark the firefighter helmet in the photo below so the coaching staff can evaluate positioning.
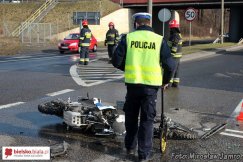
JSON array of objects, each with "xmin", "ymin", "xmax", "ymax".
[
  {"xmin": 108, "ymin": 22, "xmax": 114, "ymax": 27},
  {"xmin": 82, "ymin": 20, "xmax": 88, "ymax": 26},
  {"xmin": 169, "ymin": 19, "xmax": 180, "ymax": 28}
]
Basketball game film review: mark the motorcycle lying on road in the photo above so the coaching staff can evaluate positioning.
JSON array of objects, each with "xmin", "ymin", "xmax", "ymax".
[
  {"xmin": 38, "ymin": 94, "xmax": 198, "ymax": 155},
  {"xmin": 38, "ymin": 96, "xmax": 126, "ymax": 136}
]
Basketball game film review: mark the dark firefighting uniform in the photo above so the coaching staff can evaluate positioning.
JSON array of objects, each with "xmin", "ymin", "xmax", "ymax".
[
  {"xmin": 112, "ymin": 25, "xmax": 175, "ymax": 159},
  {"xmin": 168, "ymin": 30, "xmax": 183, "ymax": 86},
  {"xmin": 105, "ymin": 28, "xmax": 119, "ymax": 60},
  {"xmin": 79, "ymin": 27, "xmax": 92, "ymax": 65}
]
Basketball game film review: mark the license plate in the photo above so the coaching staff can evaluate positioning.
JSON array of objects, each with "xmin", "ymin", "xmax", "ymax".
[{"xmin": 61, "ymin": 46, "xmax": 68, "ymax": 49}]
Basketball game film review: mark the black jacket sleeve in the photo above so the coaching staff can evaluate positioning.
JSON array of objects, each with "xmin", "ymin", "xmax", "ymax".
[
  {"xmin": 112, "ymin": 34, "xmax": 127, "ymax": 71},
  {"xmin": 160, "ymin": 38, "xmax": 175, "ymax": 85}
]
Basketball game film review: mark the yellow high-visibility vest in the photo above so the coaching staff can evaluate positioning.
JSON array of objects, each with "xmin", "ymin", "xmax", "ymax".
[{"xmin": 125, "ymin": 30, "xmax": 163, "ymax": 86}]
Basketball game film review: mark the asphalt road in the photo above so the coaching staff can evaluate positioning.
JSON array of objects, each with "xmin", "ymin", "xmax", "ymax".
[{"xmin": 0, "ymin": 48, "xmax": 243, "ymax": 162}]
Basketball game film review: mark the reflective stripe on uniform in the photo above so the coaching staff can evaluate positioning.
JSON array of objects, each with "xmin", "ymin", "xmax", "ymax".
[
  {"xmin": 84, "ymin": 58, "xmax": 89, "ymax": 61},
  {"xmin": 173, "ymin": 78, "xmax": 180, "ymax": 83},
  {"xmin": 170, "ymin": 78, "xmax": 180, "ymax": 83},
  {"xmin": 80, "ymin": 58, "xmax": 84, "ymax": 62},
  {"xmin": 79, "ymin": 37, "xmax": 84, "ymax": 40},
  {"xmin": 81, "ymin": 43, "xmax": 90, "ymax": 46},
  {"xmin": 107, "ymin": 41, "xmax": 115, "ymax": 45},
  {"xmin": 172, "ymin": 53, "xmax": 182, "ymax": 58},
  {"xmin": 107, "ymin": 34, "xmax": 115, "ymax": 37},
  {"xmin": 171, "ymin": 46, "xmax": 178, "ymax": 53},
  {"xmin": 85, "ymin": 32, "xmax": 91, "ymax": 38}
]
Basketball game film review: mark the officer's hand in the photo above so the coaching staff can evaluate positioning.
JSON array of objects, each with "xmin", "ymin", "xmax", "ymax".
[{"xmin": 162, "ymin": 84, "xmax": 169, "ymax": 90}]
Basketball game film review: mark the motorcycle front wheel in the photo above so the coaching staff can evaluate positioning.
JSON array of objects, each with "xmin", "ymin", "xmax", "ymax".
[{"xmin": 160, "ymin": 126, "xmax": 168, "ymax": 154}]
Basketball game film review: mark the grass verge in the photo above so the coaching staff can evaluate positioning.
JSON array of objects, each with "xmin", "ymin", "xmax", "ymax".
[{"xmin": 183, "ymin": 43, "xmax": 236, "ymax": 54}]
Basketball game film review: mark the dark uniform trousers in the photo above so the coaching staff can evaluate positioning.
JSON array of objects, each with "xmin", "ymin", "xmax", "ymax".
[
  {"xmin": 108, "ymin": 45, "xmax": 116, "ymax": 60},
  {"xmin": 80, "ymin": 46, "xmax": 89, "ymax": 65},
  {"xmin": 171, "ymin": 57, "xmax": 180, "ymax": 86},
  {"xmin": 124, "ymin": 85, "xmax": 158, "ymax": 159}
]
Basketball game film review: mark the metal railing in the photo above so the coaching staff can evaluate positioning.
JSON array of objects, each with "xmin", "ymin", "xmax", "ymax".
[{"xmin": 11, "ymin": 0, "xmax": 57, "ymax": 37}]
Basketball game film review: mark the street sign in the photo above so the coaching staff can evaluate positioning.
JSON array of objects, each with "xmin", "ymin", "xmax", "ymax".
[
  {"xmin": 185, "ymin": 8, "xmax": 196, "ymax": 22},
  {"xmin": 158, "ymin": 8, "xmax": 171, "ymax": 22},
  {"xmin": 185, "ymin": 8, "xmax": 197, "ymax": 46},
  {"xmin": 158, "ymin": 8, "xmax": 171, "ymax": 36}
]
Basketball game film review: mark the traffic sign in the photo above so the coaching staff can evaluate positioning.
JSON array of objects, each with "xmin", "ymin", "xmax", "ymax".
[
  {"xmin": 158, "ymin": 8, "xmax": 171, "ymax": 22},
  {"xmin": 185, "ymin": 8, "xmax": 196, "ymax": 22}
]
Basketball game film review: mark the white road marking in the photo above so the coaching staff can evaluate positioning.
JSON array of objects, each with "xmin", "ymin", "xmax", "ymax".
[
  {"xmin": 220, "ymin": 99, "xmax": 243, "ymax": 139},
  {"xmin": 70, "ymin": 65, "xmax": 88, "ymax": 86},
  {"xmin": 227, "ymin": 72, "xmax": 243, "ymax": 77},
  {"xmin": 0, "ymin": 55, "xmax": 68, "ymax": 63},
  {"xmin": 79, "ymin": 71, "xmax": 113, "ymax": 74},
  {"xmin": 46, "ymin": 89, "xmax": 74, "ymax": 96},
  {"xmin": 225, "ymin": 129, "xmax": 243, "ymax": 134},
  {"xmin": 70, "ymin": 62, "xmax": 124, "ymax": 86},
  {"xmin": 84, "ymin": 75, "xmax": 124, "ymax": 86},
  {"xmin": 220, "ymin": 132, "xmax": 243, "ymax": 139},
  {"xmin": 229, "ymin": 99, "xmax": 243, "ymax": 118},
  {"xmin": 214, "ymin": 73, "xmax": 232, "ymax": 78},
  {"xmin": 0, "ymin": 102, "xmax": 25, "ymax": 110}
]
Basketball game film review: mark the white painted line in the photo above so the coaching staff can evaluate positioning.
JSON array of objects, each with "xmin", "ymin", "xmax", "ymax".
[
  {"xmin": 46, "ymin": 89, "xmax": 74, "ymax": 97},
  {"xmin": 79, "ymin": 74, "xmax": 105, "ymax": 78},
  {"xmin": 70, "ymin": 63, "xmax": 124, "ymax": 87},
  {"xmin": 85, "ymin": 75, "xmax": 124, "ymax": 87},
  {"xmin": 0, "ymin": 55, "xmax": 69, "ymax": 63},
  {"xmin": 79, "ymin": 68, "xmax": 114, "ymax": 71},
  {"xmin": 0, "ymin": 102, "xmax": 25, "ymax": 110},
  {"xmin": 230, "ymin": 99, "xmax": 243, "ymax": 118},
  {"xmin": 79, "ymin": 71, "xmax": 113, "ymax": 74},
  {"xmin": 13, "ymin": 56, "xmax": 32, "ymax": 59},
  {"xmin": 220, "ymin": 132, "xmax": 243, "ymax": 139},
  {"xmin": 70, "ymin": 65, "xmax": 88, "ymax": 86},
  {"xmin": 225, "ymin": 129, "xmax": 243, "ymax": 134}
]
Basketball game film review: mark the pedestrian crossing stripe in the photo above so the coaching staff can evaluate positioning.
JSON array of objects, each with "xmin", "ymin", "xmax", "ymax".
[
  {"xmin": 70, "ymin": 63, "xmax": 124, "ymax": 87},
  {"xmin": 220, "ymin": 129, "xmax": 243, "ymax": 139}
]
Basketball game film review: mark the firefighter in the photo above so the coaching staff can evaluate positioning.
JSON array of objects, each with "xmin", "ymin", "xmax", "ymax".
[
  {"xmin": 112, "ymin": 12, "xmax": 174, "ymax": 161},
  {"xmin": 79, "ymin": 20, "xmax": 92, "ymax": 65},
  {"xmin": 105, "ymin": 22, "xmax": 119, "ymax": 63},
  {"xmin": 168, "ymin": 19, "xmax": 183, "ymax": 87}
]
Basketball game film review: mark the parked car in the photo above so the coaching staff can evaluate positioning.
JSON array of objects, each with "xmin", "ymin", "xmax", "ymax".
[{"xmin": 58, "ymin": 33, "xmax": 97, "ymax": 54}]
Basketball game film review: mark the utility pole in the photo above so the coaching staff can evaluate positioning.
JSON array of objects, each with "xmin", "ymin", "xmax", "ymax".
[
  {"xmin": 221, "ymin": 0, "xmax": 224, "ymax": 44},
  {"xmin": 148, "ymin": 0, "xmax": 153, "ymax": 26}
]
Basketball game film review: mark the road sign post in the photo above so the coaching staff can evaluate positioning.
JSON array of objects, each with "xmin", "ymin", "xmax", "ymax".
[
  {"xmin": 185, "ymin": 8, "xmax": 197, "ymax": 46},
  {"xmin": 158, "ymin": 8, "xmax": 171, "ymax": 36}
]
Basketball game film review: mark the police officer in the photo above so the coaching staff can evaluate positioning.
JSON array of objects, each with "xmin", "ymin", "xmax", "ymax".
[
  {"xmin": 105, "ymin": 22, "xmax": 119, "ymax": 63},
  {"xmin": 79, "ymin": 20, "xmax": 92, "ymax": 65},
  {"xmin": 168, "ymin": 19, "xmax": 183, "ymax": 87},
  {"xmin": 112, "ymin": 12, "xmax": 174, "ymax": 161}
]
